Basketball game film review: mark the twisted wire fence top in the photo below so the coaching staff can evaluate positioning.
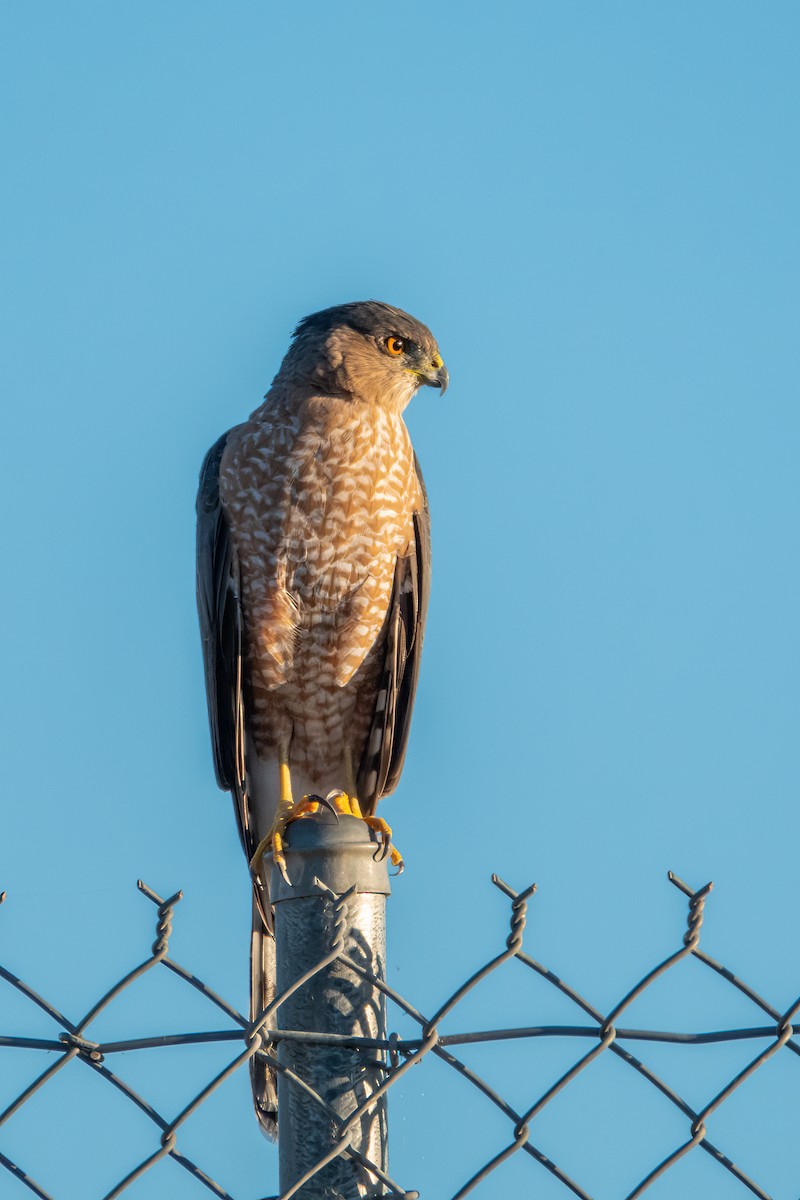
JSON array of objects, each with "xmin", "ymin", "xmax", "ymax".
[{"xmin": 1, "ymin": 872, "xmax": 799, "ymax": 1200}]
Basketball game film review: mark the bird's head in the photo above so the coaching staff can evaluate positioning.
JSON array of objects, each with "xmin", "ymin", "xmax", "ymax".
[{"xmin": 278, "ymin": 300, "xmax": 448, "ymax": 411}]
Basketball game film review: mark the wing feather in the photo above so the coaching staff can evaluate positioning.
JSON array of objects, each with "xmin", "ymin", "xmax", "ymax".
[
  {"xmin": 197, "ymin": 433, "xmax": 277, "ymax": 1132},
  {"xmin": 195, "ymin": 430, "xmax": 253, "ymax": 859},
  {"xmin": 357, "ymin": 455, "xmax": 431, "ymax": 813}
]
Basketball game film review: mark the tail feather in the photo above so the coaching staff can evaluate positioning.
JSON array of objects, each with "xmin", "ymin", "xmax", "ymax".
[{"xmin": 250, "ymin": 894, "xmax": 278, "ymax": 1140}]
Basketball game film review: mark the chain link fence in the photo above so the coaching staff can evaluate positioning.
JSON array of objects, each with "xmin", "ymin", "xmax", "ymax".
[{"xmin": 1, "ymin": 871, "xmax": 798, "ymax": 1199}]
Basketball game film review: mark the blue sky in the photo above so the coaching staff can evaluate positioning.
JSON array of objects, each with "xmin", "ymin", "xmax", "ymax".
[{"xmin": 2, "ymin": 3, "xmax": 799, "ymax": 1197}]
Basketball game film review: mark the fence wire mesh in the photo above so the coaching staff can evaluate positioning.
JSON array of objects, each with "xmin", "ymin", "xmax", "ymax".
[{"xmin": 1, "ymin": 872, "xmax": 798, "ymax": 1200}]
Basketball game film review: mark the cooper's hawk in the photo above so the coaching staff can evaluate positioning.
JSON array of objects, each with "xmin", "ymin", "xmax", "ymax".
[{"xmin": 196, "ymin": 301, "xmax": 446, "ymax": 1136}]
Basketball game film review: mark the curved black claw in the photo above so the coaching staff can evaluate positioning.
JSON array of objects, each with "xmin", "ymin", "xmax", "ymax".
[
  {"xmin": 371, "ymin": 835, "xmax": 390, "ymax": 864},
  {"xmin": 321, "ymin": 790, "xmax": 344, "ymax": 822}
]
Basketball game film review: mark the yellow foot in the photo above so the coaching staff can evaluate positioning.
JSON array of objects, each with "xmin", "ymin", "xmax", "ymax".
[
  {"xmin": 328, "ymin": 791, "xmax": 404, "ymax": 873},
  {"xmin": 249, "ymin": 795, "xmax": 324, "ymax": 885},
  {"xmin": 362, "ymin": 816, "xmax": 404, "ymax": 873}
]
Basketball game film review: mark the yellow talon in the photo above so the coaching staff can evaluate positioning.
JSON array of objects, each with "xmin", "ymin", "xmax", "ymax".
[
  {"xmin": 250, "ymin": 832, "xmax": 273, "ymax": 876},
  {"xmin": 361, "ymin": 816, "xmax": 404, "ymax": 871},
  {"xmin": 248, "ymin": 752, "xmax": 406, "ymax": 885},
  {"xmin": 250, "ymin": 792, "xmax": 323, "ymax": 885},
  {"xmin": 326, "ymin": 789, "xmax": 361, "ymax": 816},
  {"xmin": 340, "ymin": 795, "xmax": 404, "ymax": 872}
]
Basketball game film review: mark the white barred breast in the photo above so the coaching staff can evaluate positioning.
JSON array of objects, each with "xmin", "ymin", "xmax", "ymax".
[{"xmin": 219, "ymin": 388, "xmax": 421, "ymax": 789}]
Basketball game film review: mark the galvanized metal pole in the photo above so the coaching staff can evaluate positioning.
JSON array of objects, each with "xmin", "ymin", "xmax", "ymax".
[{"xmin": 270, "ymin": 809, "xmax": 391, "ymax": 1199}]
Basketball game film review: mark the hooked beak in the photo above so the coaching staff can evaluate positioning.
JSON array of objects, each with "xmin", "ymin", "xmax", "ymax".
[{"xmin": 419, "ymin": 359, "xmax": 449, "ymax": 393}]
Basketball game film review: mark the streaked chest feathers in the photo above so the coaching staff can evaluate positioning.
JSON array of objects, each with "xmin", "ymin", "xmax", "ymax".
[{"xmin": 220, "ymin": 398, "xmax": 421, "ymax": 693}]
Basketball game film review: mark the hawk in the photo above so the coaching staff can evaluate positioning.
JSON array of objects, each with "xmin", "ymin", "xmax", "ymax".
[{"xmin": 196, "ymin": 301, "xmax": 446, "ymax": 1136}]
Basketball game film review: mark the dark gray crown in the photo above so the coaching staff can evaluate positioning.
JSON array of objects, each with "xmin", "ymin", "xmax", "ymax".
[{"xmin": 293, "ymin": 301, "xmax": 436, "ymax": 349}]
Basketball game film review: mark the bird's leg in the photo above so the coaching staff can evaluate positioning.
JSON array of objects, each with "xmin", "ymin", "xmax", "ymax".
[
  {"xmin": 249, "ymin": 746, "xmax": 323, "ymax": 885},
  {"xmin": 343, "ymin": 746, "xmax": 359, "ymax": 805},
  {"xmin": 339, "ymin": 748, "xmax": 404, "ymax": 872}
]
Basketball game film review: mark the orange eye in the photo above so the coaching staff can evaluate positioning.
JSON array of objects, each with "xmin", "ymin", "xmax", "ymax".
[{"xmin": 386, "ymin": 335, "xmax": 405, "ymax": 356}]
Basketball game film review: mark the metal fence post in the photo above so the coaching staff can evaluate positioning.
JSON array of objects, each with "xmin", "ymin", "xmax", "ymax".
[{"xmin": 270, "ymin": 809, "xmax": 392, "ymax": 1199}]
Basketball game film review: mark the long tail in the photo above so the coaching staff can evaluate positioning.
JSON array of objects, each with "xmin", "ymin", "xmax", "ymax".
[{"xmin": 250, "ymin": 894, "xmax": 278, "ymax": 1139}]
